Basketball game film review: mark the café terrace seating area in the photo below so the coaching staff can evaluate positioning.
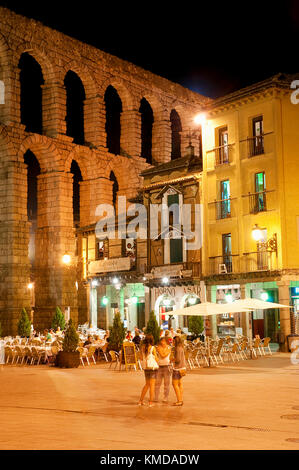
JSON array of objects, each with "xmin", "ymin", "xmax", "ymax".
[{"xmin": 1, "ymin": 330, "xmax": 274, "ymax": 370}]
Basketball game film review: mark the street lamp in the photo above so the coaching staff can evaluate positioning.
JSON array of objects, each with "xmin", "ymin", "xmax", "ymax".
[
  {"xmin": 62, "ymin": 254, "xmax": 71, "ymax": 265},
  {"xmin": 251, "ymin": 224, "xmax": 277, "ymax": 252},
  {"xmin": 194, "ymin": 113, "xmax": 206, "ymax": 127}
]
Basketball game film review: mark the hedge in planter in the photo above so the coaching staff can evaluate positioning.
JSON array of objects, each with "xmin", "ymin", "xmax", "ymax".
[
  {"xmin": 108, "ymin": 312, "xmax": 126, "ymax": 352},
  {"xmin": 51, "ymin": 306, "xmax": 65, "ymax": 331},
  {"xmin": 18, "ymin": 308, "xmax": 31, "ymax": 337},
  {"xmin": 56, "ymin": 319, "xmax": 80, "ymax": 368},
  {"xmin": 145, "ymin": 311, "xmax": 161, "ymax": 345}
]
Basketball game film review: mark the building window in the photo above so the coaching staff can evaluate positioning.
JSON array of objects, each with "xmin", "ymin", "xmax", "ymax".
[
  {"xmin": 96, "ymin": 239, "xmax": 108, "ymax": 260},
  {"xmin": 222, "ymin": 233, "xmax": 232, "ymax": 273},
  {"xmin": 251, "ymin": 171, "xmax": 266, "ymax": 213},
  {"xmin": 218, "ymin": 127, "xmax": 229, "ymax": 164},
  {"xmin": 218, "ymin": 180, "xmax": 231, "ymax": 219},
  {"xmin": 168, "ymin": 193, "xmax": 183, "ymax": 264},
  {"xmin": 251, "ymin": 116, "xmax": 264, "ymax": 156}
]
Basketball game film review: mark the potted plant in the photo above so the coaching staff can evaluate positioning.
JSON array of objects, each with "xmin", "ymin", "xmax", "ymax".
[
  {"xmin": 108, "ymin": 312, "xmax": 126, "ymax": 352},
  {"xmin": 56, "ymin": 319, "xmax": 80, "ymax": 368},
  {"xmin": 188, "ymin": 315, "xmax": 204, "ymax": 341},
  {"xmin": 18, "ymin": 308, "xmax": 31, "ymax": 338},
  {"xmin": 145, "ymin": 311, "xmax": 161, "ymax": 345},
  {"xmin": 51, "ymin": 306, "xmax": 66, "ymax": 331}
]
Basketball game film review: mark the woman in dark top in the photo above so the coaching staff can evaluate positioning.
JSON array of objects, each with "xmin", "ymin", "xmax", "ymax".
[{"xmin": 171, "ymin": 335, "xmax": 186, "ymax": 406}]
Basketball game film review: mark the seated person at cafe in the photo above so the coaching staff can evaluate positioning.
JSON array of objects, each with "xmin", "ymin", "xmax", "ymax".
[
  {"xmin": 126, "ymin": 330, "xmax": 133, "ymax": 341},
  {"xmin": 56, "ymin": 326, "xmax": 63, "ymax": 335},
  {"xmin": 83, "ymin": 335, "xmax": 93, "ymax": 347},
  {"xmin": 164, "ymin": 330, "xmax": 173, "ymax": 345},
  {"xmin": 44, "ymin": 329, "xmax": 52, "ymax": 342},
  {"xmin": 132, "ymin": 331, "xmax": 141, "ymax": 346}
]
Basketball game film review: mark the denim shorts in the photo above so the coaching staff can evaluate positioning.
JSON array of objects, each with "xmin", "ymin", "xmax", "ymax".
[
  {"xmin": 144, "ymin": 369, "xmax": 157, "ymax": 379},
  {"xmin": 173, "ymin": 369, "xmax": 183, "ymax": 380}
]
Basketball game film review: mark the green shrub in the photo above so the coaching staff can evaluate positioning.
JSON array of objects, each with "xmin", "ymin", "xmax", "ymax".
[
  {"xmin": 108, "ymin": 312, "xmax": 126, "ymax": 352},
  {"xmin": 18, "ymin": 308, "xmax": 31, "ymax": 337},
  {"xmin": 51, "ymin": 306, "xmax": 66, "ymax": 331},
  {"xmin": 188, "ymin": 315, "xmax": 204, "ymax": 337},
  {"xmin": 62, "ymin": 319, "xmax": 79, "ymax": 352},
  {"xmin": 145, "ymin": 311, "xmax": 161, "ymax": 345}
]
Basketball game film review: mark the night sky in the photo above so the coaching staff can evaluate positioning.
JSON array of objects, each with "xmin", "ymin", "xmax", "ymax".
[{"xmin": 0, "ymin": 1, "xmax": 298, "ymax": 98}]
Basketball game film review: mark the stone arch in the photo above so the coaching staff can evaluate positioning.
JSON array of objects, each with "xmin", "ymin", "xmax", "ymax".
[
  {"xmin": 105, "ymin": 156, "xmax": 141, "ymax": 192},
  {"xmin": 60, "ymin": 60, "xmax": 97, "ymax": 99},
  {"xmin": 64, "ymin": 147, "xmax": 90, "ymax": 181},
  {"xmin": 18, "ymin": 134, "xmax": 60, "ymax": 173},
  {"xmin": 137, "ymin": 91, "xmax": 166, "ymax": 121},
  {"xmin": 100, "ymin": 77, "xmax": 134, "ymax": 110},
  {"xmin": 14, "ymin": 42, "xmax": 56, "ymax": 85}
]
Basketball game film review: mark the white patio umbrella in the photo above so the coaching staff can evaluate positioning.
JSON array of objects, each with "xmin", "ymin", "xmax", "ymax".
[
  {"xmin": 172, "ymin": 301, "xmax": 250, "ymax": 316},
  {"xmin": 233, "ymin": 298, "xmax": 291, "ymax": 310}
]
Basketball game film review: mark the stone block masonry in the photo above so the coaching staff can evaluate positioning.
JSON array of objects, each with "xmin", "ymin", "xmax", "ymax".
[{"xmin": 0, "ymin": 7, "xmax": 209, "ymax": 334}]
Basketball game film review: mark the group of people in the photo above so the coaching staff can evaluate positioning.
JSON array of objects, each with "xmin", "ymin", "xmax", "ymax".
[{"xmin": 138, "ymin": 333, "xmax": 186, "ymax": 407}]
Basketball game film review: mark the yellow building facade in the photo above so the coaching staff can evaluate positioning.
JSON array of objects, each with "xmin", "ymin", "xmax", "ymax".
[{"xmin": 201, "ymin": 74, "xmax": 299, "ymax": 349}]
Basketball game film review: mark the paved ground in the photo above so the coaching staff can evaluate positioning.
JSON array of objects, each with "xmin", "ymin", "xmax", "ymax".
[{"xmin": 1, "ymin": 353, "xmax": 299, "ymax": 450}]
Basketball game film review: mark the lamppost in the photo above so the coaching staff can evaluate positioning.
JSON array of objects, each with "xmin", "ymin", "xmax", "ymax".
[{"xmin": 251, "ymin": 224, "xmax": 277, "ymax": 253}]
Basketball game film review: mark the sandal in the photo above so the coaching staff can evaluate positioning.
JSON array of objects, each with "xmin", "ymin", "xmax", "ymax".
[
  {"xmin": 172, "ymin": 401, "xmax": 183, "ymax": 406},
  {"xmin": 138, "ymin": 401, "xmax": 145, "ymax": 406}
]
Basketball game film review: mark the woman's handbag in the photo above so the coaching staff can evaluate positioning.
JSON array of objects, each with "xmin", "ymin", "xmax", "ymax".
[
  {"xmin": 179, "ymin": 368, "xmax": 186, "ymax": 377},
  {"xmin": 145, "ymin": 346, "xmax": 159, "ymax": 370}
]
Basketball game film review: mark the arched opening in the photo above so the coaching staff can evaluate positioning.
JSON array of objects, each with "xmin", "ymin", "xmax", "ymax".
[
  {"xmin": 24, "ymin": 150, "xmax": 41, "ymax": 264},
  {"xmin": 70, "ymin": 160, "xmax": 83, "ymax": 225},
  {"xmin": 110, "ymin": 171, "xmax": 119, "ymax": 208},
  {"xmin": 104, "ymin": 85, "xmax": 122, "ymax": 155},
  {"xmin": 19, "ymin": 53, "xmax": 44, "ymax": 134},
  {"xmin": 139, "ymin": 98, "xmax": 153, "ymax": 164},
  {"xmin": 170, "ymin": 109, "xmax": 182, "ymax": 160},
  {"xmin": 64, "ymin": 71, "xmax": 86, "ymax": 145}
]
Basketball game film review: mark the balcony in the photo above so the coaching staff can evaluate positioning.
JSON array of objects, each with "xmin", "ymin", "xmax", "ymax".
[
  {"xmin": 242, "ymin": 190, "xmax": 275, "ymax": 215},
  {"xmin": 209, "ymin": 197, "xmax": 237, "ymax": 221},
  {"xmin": 240, "ymin": 132, "xmax": 274, "ymax": 159},
  {"xmin": 207, "ymin": 143, "xmax": 234, "ymax": 168},
  {"xmin": 145, "ymin": 261, "xmax": 201, "ymax": 281},
  {"xmin": 242, "ymin": 251, "xmax": 277, "ymax": 272},
  {"xmin": 208, "ymin": 251, "xmax": 277, "ymax": 276},
  {"xmin": 208, "ymin": 255, "xmax": 239, "ymax": 275}
]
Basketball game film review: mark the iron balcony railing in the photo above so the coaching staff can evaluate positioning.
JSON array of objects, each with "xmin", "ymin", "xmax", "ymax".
[
  {"xmin": 208, "ymin": 251, "xmax": 277, "ymax": 275},
  {"xmin": 146, "ymin": 261, "xmax": 201, "ymax": 278},
  {"xmin": 206, "ymin": 143, "xmax": 234, "ymax": 167},
  {"xmin": 242, "ymin": 189, "xmax": 275, "ymax": 215},
  {"xmin": 208, "ymin": 255, "xmax": 239, "ymax": 275},
  {"xmin": 242, "ymin": 251, "xmax": 277, "ymax": 272},
  {"xmin": 248, "ymin": 134, "xmax": 264, "ymax": 157},
  {"xmin": 209, "ymin": 197, "xmax": 238, "ymax": 220}
]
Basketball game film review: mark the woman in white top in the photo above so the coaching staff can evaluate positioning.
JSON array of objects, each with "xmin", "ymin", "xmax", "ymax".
[
  {"xmin": 154, "ymin": 337, "xmax": 172, "ymax": 403},
  {"xmin": 138, "ymin": 334, "xmax": 159, "ymax": 407}
]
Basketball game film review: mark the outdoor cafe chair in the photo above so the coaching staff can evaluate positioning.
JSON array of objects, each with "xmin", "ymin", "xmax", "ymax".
[
  {"xmin": 85, "ymin": 346, "xmax": 97, "ymax": 365},
  {"xmin": 226, "ymin": 343, "xmax": 241, "ymax": 362},
  {"xmin": 77, "ymin": 347, "xmax": 87, "ymax": 367},
  {"xmin": 252, "ymin": 337, "xmax": 263, "ymax": 357},
  {"xmin": 260, "ymin": 337, "xmax": 272, "ymax": 355},
  {"xmin": 24, "ymin": 346, "xmax": 33, "ymax": 364},
  {"xmin": 4, "ymin": 346, "xmax": 17, "ymax": 364},
  {"xmin": 15, "ymin": 346, "xmax": 27, "ymax": 365},
  {"xmin": 238, "ymin": 340, "xmax": 249, "ymax": 360},
  {"xmin": 109, "ymin": 350, "xmax": 120, "ymax": 370},
  {"xmin": 211, "ymin": 339, "xmax": 225, "ymax": 364},
  {"xmin": 30, "ymin": 346, "xmax": 43, "ymax": 365}
]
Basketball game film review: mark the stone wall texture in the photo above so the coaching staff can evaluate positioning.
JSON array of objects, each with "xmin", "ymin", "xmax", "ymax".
[{"xmin": 0, "ymin": 7, "xmax": 209, "ymax": 334}]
